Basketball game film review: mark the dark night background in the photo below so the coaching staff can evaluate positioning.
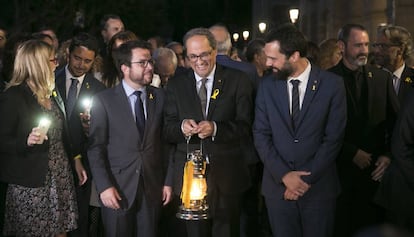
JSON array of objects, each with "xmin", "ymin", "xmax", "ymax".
[{"xmin": 0, "ymin": 0, "xmax": 252, "ymax": 43}]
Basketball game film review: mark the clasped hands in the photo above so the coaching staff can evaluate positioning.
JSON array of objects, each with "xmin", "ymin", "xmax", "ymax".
[
  {"xmin": 352, "ymin": 149, "xmax": 390, "ymax": 181},
  {"xmin": 282, "ymin": 171, "xmax": 311, "ymax": 201},
  {"xmin": 182, "ymin": 119, "xmax": 214, "ymax": 139}
]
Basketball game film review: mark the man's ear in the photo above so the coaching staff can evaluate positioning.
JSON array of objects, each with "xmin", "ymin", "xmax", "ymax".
[
  {"xmin": 289, "ymin": 51, "xmax": 300, "ymax": 62},
  {"xmin": 337, "ymin": 40, "xmax": 345, "ymax": 54}
]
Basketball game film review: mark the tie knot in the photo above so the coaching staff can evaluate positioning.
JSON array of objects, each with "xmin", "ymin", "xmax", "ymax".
[
  {"xmin": 290, "ymin": 79, "xmax": 300, "ymax": 87},
  {"xmin": 201, "ymin": 78, "xmax": 207, "ymax": 85},
  {"xmin": 71, "ymin": 78, "xmax": 79, "ymax": 86},
  {"xmin": 133, "ymin": 91, "xmax": 142, "ymax": 97}
]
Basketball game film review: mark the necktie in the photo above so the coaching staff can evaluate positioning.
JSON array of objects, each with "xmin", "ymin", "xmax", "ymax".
[
  {"xmin": 290, "ymin": 79, "xmax": 300, "ymax": 131},
  {"xmin": 392, "ymin": 75, "xmax": 399, "ymax": 94},
  {"xmin": 66, "ymin": 78, "xmax": 79, "ymax": 118},
  {"xmin": 133, "ymin": 91, "xmax": 145, "ymax": 141},
  {"xmin": 198, "ymin": 78, "xmax": 208, "ymax": 118}
]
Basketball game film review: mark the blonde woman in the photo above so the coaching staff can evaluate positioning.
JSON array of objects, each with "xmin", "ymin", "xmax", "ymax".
[{"xmin": 0, "ymin": 40, "xmax": 79, "ymax": 237}]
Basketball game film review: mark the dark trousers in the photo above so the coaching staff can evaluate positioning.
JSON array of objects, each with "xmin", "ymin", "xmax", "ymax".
[
  {"xmin": 0, "ymin": 182, "xmax": 6, "ymax": 237},
  {"xmin": 334, "ymin": 191, "xmax": 385, "ymax": 237},
  {"xmin": 101, "ymin": 181, "xmax": 161, "ymax": 237},
  {"xmin": 265, "ymin": 197, "xmax": 336, "ymax": 237},
  {"xmin": 185, "ymin": 193, "xmax": 242, "ymax": 237},
  {"xmin": 69, "ymin": 181, "xmax": 92, "ymax": 237}
]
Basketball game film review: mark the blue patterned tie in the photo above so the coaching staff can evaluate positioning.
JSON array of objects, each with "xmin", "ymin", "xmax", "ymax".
[
  {"xmin": 66, "ymin": 78, "xmax": 79, "ymax": 118},
  {"xmin": 133, "ymin": 91, "xmax": 145, "ymax": 141},
  {"xmin": 291, "ymin": 79, "xmax": 300, "ymax": 131}
]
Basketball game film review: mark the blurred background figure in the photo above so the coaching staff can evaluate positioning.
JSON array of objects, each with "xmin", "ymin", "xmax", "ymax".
[
  {"xmin": 151, "ymin": 47, "xmax": 177, "ymax": 88},
  {"xmin": 317, "ymin": 38, "xmax": 342, "ymax": 70},
  {"xmin": 372, "ymin": 25, "xmax": 414, "ymax": 103},
  {"xmin": 245, "ymin": 38, "xmax": 270, "ymax": 83},
  {"xmin": 101, "ymin": 30, "xmax": 138, "ymax": 88},
  {"xmin": 0, "ymin": 39, "xmax": 78, "ymax": 237},
  {"xmin": 306, "ymin": 40, "xmax": 320, "ymax": 64},
  {"xmin": 99, "ymin": 14, "xmax": 124, "ymax": 58},
  {"xmin": 37, "ymin": 25, "xmax": 60, "ymax": 51}
]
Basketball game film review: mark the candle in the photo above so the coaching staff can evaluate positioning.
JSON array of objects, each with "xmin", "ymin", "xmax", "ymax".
[{"xmin": 37, "ymin": 117, "xmax": 51, "ymax": 144}]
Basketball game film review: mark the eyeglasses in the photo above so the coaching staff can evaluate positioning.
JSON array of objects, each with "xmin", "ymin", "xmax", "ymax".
[
  {"xmin": 371, "ymin": 43, "xmax": 400, "ymax": 49},
  {"xmin": 131, "ymin": 59, "xmax": 155, "ymax": 68},
  {"xmin": 49, "ymin": 58, "xmax": 58, "ymax": 65},
  {"xmin": 187, "ymin": 50, "xmax": 213, "ymax": 62}
]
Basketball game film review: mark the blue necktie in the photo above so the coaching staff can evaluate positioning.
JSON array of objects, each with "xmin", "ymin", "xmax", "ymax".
[
  {"xmin": 291, "ymin": 79, "xmax": 300, "ymax": 131},
  {"xmin": 66, "ymin": 78, "xmax": 79, "ymax": 118},
  {"xmin": 133, "ymin": 91, "xmax": 145, "ymax": 141}
]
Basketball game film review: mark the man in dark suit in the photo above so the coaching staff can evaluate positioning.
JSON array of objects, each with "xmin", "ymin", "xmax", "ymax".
[
  {"xmin": 375, "ymin": 86, "xmax": 414, "ymax": 235},
  {"xmin": 209, "ymin": 23, "xmax": 262, "ymax": 237},
  {"xmin": 328, "ymin": 23, "xmax": 399, "ymax": 237},
  {"xmin": 164, "ymin": 28, "xmax": 254, "ymax": 237},
  {"xmin": 253, "ymin": 24, "xmax": 347, "ymax": 237},
  {"xmin": 55, "ymin": 32, "xmax": 106, "ymax": 237},
  {"xmin": 372, "ymin": 25, "xmax": 414, "ymax": 104},
  {"xmin": 88, "ymin": 40, "xmax": 172, "ymax": 237}
]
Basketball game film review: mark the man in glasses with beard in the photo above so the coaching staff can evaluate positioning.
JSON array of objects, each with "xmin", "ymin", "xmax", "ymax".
[
  {"xmin": 253, "ymin": 24, "xmax": 347, "ymax": 237},
  {"xmin": 328, "ymin": 23, "xmax": 399, "ymax": 237}
]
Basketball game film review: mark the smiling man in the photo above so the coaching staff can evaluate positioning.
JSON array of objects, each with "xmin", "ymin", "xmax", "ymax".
[
  {"xmin": 55, "ymin": 32, "xmax": 106, "ymax": 237},
  {"xmin": 328, "ymin": 23, "xmax": 399, "ymax": 237},
  {"xmin": 164, "ymin": 28, "xmax": 254, "ymax": 237}
]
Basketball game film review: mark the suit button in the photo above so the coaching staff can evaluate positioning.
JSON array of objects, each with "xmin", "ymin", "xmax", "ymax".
[
  {"xmin": 294, "ymin": 139, "xmax": 299, "ymax": 143},
  {"xmin": 136, "ymin": 169, "xmax": 139, "ymax": 174}
]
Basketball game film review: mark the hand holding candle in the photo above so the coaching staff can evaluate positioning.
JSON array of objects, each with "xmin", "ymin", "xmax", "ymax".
[
  {"xmin": 27, "ymin": 117, "xmax": 51, "ymax": 146},
  {"xmin": 80, "ymin": 98, "xmax": 92, "ymax": 135}
]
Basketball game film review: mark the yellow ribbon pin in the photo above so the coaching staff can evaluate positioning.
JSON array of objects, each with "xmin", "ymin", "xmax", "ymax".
[
  {"xmin": 405, "ymin": 77, "xmax": 412, "ymax": 83},
  {"xmin": 149, "ymin": 93, "xmax": 154, "ymax": 99},
  {"xmin": 52, "ymin": 91, "xmax": 57, "ymax": 97},
  {"xmin": 368, "ymin": 72, "xmax": 373, "ymax": 78},
  {"xmin": 211, "ymin": 89, "xmax": 219, "ymax": 99}
]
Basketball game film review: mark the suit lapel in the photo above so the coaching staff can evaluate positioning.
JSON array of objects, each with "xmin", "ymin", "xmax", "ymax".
[
  {"xmin": 274, "ymin": 78, "xmax": 294, "ymax": 135},
  {"xmin": 143, "ymin": 87, "xmax": 157, "ymax": 143},
  {"xmin": 364, "ymin": 67, "xmax": 375, "ymax": 120},
  {"xmin": 297, "ymin": 68, "xmax": 320, "ymax": 130},
  {"xmin": 207, "ymin": 68, "xmax": 224, "ymax": 119},
  {"xmin": 113, "ymin": 84, "xmax": 138, "ymax": 134},
  {"xmin": 51, "ymin": 88, "xmax": 67, "ymax": 121}
]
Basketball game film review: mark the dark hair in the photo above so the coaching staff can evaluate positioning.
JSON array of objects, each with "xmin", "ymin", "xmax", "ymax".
[
  {"xmin": 245, "ymin": 38, "xmax": 265, "ymax": 62},
  {"xmin": 264, "ymin": 23, "xmax": 307, "ymax": 58},
  {"xmin": 31, "ymin": 32, "xmax": 53, "ymax": 42},
  {"xmin": 102, "ymin": 31, "xmax": 139, "ymax": 88},
  {"xmin": 183, "ymin": 28, "xmax": 217, "ymax": 51},
  {"xmin": 69, "ymin": 32, "xmax": 99, "ymax": 57},
  {"xmin": 337, "ymin": 23, "xmax": 367, "ymax": 43},
  {"xmin": 100, "ymin": 14, "xmax": 122, "ymax": 31},
  {"xmin": 113, "ymin": 40, "xmax": 152, "ymax": 78}
]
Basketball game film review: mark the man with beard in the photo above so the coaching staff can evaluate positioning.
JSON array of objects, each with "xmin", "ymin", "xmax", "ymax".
[
  {"xmin": 372, "ymin": 25, "xmax": 414, "ymax": 104},
  {"xmin": 253, "ymin": 24, "xmax": 347, "ymax": 237},
  {"xmin": 88, "ymin": 40, "xmax": 173, "ymax": 237},
  {"xmin": 328, "ymin": 23, "xmax": 399, "ymax": 237}
]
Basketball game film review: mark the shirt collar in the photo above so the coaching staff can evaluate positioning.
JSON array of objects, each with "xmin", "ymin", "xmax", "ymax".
[
  {"xmin": 122, "ymin": 80, "xmax": 146, "ymax": 97},
  {"xmin": 394, "ymin": 64, "xmax": 405, "ymax": 79},
  {"xmin": 287, "ymin": 60, "xmax": 311, "ymax": 84}
]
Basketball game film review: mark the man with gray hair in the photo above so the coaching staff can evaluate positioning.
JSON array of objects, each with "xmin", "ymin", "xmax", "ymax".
[
  {"xmin": 151, "ymin": 47, "xmax": 177, "ymax": 88},
  {"xmin": 372, "ymin": 25, "xmax": 414, "ymax": 103}
]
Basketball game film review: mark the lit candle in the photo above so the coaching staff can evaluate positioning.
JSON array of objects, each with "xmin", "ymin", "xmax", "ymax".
[
  {"xmin": 37, "ymin": 117, "xmax": 51, "ymax": 144},
  {"xmin": 82, "ymin": 98, "xmax": 92, "ymax": 115}
]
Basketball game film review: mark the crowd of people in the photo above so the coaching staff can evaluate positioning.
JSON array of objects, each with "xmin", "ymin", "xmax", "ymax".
[{"xmin": 0, "ymin": 13, "xmax": 413, "ymax": 237}]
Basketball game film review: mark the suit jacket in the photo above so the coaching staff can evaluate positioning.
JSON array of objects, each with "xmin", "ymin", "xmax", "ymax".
[
  {"xmin": 55, "ymin": 67, "xmax": 105, "ymax": 169},
  {"xmin": 88, "ymin": 83, "xmax": 171, "ymax": 208},
  {"xmin": 216, "ymin": 55, "xmax": 260, "ymax": 165},
  {"xmin": 375, "ymin": 86, "xmax": 414, "ymax": 216},
  {"xmin": 253, "ymin": 66, "xmax": 347, "ymax": 200},
  {"xmin": 397, "ymin": 65, "xmax": 414, "ymax": 104},
  {"xmin": 0, "ymin": 84, "xmax": 68, "ymax": 187},
  {"xmin": 329, "ymin": 61, "xmax": 399, "ymax": 192},
  {"xmin": 164, "ymin": 64, "xmax": 254, "ymax": 196}
]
